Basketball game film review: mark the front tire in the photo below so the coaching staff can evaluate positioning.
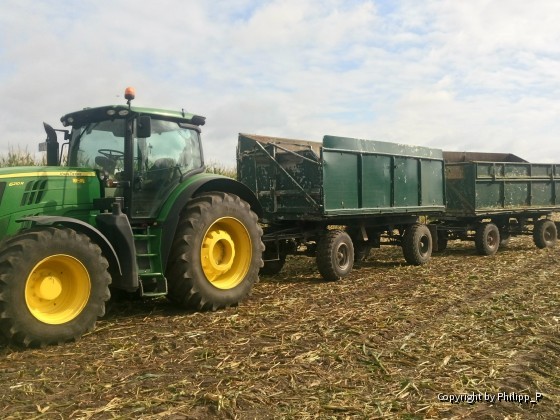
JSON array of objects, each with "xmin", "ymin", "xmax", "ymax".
[
  {"xmin": 0, "ymin": 227, "xmax": 111, "ymax": 347},
  {"xmin": 166, "ymin": 192, "xmax": 264, "ymax": 311}
]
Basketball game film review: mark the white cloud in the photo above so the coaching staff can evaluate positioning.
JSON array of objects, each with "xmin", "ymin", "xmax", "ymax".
[{"xmin": 1, "ymin": 0, "xmax": 560, "ymax": 165}]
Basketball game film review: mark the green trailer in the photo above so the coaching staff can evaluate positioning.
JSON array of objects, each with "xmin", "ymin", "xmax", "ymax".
[
  {"xmin": 436, "ymin": 151, "xmax": 560, "ymax": 255},
  {"xmin": 237, "ymin": 133, "xmax": 446, "ymax": 279}
]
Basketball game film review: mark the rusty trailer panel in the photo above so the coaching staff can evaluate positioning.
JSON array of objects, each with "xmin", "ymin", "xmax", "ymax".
[
  {"xmin": 237, "ymin": 133, "xmax": 446, "ymax": 223},
  {"xmin": 237, "ymin": 134, "xmax": 323, "ymax": 221},
  {"xmin": 443, "ymin": 151, "xmax": 527, "ymax": 163},
  {"xmin": 444, "ymin": 152, "xmax": 560, "ymax": 217}
]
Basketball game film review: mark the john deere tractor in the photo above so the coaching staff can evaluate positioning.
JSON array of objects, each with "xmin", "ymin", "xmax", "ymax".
[{"xmin": 0, "ymin": 88, "xmax": 264, "ymax": 347}]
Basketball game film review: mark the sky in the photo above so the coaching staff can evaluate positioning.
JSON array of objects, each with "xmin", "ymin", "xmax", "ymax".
[{"xmin": 1, "ymin": 0, "xmax": 560, "ymax": 165}]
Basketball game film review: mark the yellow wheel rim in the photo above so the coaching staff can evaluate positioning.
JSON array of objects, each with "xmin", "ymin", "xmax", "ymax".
[
  {"xmin": 25, "ymin": 255, "xmax": 91, "ymax": 325},
  {"xmin": 200, "ymin": 217, "xmax": 252, "ymax": 290}
]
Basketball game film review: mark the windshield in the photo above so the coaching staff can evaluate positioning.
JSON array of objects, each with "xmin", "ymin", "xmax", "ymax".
[
  {"xmin": 68, "ymin": 118, "xmax": 203, "ymax": 173},
  {"xmin": 68, "ymin": 119, "xmax": 125, "ymax": 169}
]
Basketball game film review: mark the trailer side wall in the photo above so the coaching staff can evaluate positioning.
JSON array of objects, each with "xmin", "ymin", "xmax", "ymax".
[
  {"xmin": 238, "ymin": 134, "xmax": 446, "ymax": 222},
  {"xmin": 445, "ymin": 161, "xmax": 560, "ymax": 217},
  {"xmin": 321, "ymin": 136, "xmax": 445, "ymax": 216}
]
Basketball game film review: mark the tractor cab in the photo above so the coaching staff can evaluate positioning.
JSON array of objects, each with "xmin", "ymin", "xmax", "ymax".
[{"xmin": 58, "ymin": 90, "xmax": 206, "ymax": 219}]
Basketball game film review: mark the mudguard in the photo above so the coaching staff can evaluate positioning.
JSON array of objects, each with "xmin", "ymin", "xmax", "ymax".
[
  {"xmin": 159, "ymin": 175, "xmax": 263, "ymax": 271},
  {"xmin": 17, "ymin": 215, "xmax": 123, "ymax": 281}
]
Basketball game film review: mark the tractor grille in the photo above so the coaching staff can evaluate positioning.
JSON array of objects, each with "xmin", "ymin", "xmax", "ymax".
[{"xmin": 21, "ymin": 180, "xmax": 48, "ymax": 206}]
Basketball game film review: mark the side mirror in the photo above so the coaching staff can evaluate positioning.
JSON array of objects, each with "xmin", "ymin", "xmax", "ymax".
[{"xmin": 137, "ymin": 115, "xmax": 152, "ymax": 138}]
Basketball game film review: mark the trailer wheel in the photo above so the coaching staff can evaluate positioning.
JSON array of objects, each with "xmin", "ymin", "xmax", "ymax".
[
  {"xmin": 353, "ymin": 240, "xmax": 372, "ymax": 262},
  {"xmin": 260, "ymin": 256, "xmax": 286, "ymax": 276},
  {"xmin": 0, "ymin": 227, "xmax": 111, "ymax": 347},
  {"xmin": 500, "ymin": 232, "xmax": 511, "ymax": 248},
  {"xmin": 475, "ymin": 222, "xmax": 500, "ymax": 256},
  {"xmin": 533, "ymin": 219, "xmax": 557, "ymax": 249},
  {"xmin": 166, "ymin": 192, "xmax": 264, "ymax": 311},
  {"xmin": 434, "ymin": 230, "xmax": 448, "ymax": 253},
  {"xmin": 402, "ymin": 224, "xmax": 432, "ymax": 265},
  {"xmin": 316, "ymin": 230, "xmax": 354, "ymax": 281}
]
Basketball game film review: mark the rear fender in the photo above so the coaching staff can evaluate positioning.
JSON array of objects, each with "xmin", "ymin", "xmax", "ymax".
[{"xmin": 159, "ymin": 175, "xmax": 262, "ymax": 271}]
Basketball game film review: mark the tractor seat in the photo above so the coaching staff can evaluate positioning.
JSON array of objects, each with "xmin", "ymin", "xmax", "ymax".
[
  {"xmin": 95, "ymin": 156, "xmax": 117, "ymax": 175},
  {"xmin": 145, "ymin": 158, "xmax": 177, "ymax": 189}
]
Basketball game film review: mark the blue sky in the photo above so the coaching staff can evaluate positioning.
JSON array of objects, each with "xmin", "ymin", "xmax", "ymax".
[{"xmin": 1, "ymin": 0, "xmax": 560, "ymax": 164}]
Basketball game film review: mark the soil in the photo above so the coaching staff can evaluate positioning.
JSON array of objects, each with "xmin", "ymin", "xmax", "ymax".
[{"xmin": 1, "ymin": 237, "xmax": 559, "ymax": 419}]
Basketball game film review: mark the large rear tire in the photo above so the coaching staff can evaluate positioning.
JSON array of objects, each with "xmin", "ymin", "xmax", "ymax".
[
  {"xmin": 533, "ymin": 219, "xmax": 557, "ymax": 249},
  {"xmin": 166, "ymin": 192, "xmax": 264, "ymax": 311},
  {"xmin": 0, "ymin": 227, "xmax": 111, "ymax": 347},
  {"xmin": 475, "ymin": 222, "xmax": 500, "ymax": 256},
  {"xmin": 402, "ymin": 223, "xmax": 432, "ymax": 265},
  {"xmin": 316, "ymin": 230, "xmax": 354, "ymax": 281}
]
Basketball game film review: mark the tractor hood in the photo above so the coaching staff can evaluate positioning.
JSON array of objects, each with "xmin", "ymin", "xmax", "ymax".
[{"xmin": 0, "ymin": 166, "xmax": 101, "ymax": 238}]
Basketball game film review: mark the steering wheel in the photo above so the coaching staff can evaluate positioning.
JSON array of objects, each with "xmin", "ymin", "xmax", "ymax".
[{"xmin": 98, "ymin": 149, "xmax": 124, "ymax": 160}]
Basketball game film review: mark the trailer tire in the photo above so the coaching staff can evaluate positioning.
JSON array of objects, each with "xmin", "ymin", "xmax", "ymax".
[
  {"xmin": 402, "ymin": 223, "xmax": 432, "ymax": 265},
  {"xmin": 353, "ymin": 240, "xmax": 372, "ymax": 262},
  {"xmin": 500, "ymin": 232, "xmax": 511, "ymax": 248},
  {"xmin": 166, "ymin": 192, "xmax": 264, "ymax": 311},
  {"xmin": 533, "ymin": 219, "xmax": 557, "ymax": 249},
  {"xmin": 316, "ymin": 230, "xmax": 354, "ymax": 281},
  {"xmin": 434, "ymin": 230, "xmax": 448, "ymax": 253},
  {"xmin": 260, "ymin": 256, "xmax": 286, "ymax": 276},
  {"xmin": 0, "ymin": 227, "xmax": 111, "ymax": 347},
  {"xmin": 475, "ymin": 222, "xmax": 500, "ymax": 256}
]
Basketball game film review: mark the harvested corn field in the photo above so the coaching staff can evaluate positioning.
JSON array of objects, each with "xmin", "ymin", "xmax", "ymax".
[{"xmin": 1, "ymin": 237, "xmax": 559, "ymax": 419}]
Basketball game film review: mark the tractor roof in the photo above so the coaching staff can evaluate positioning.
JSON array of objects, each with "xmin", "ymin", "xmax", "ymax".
[{"xmin": 60, "ymin": 105, "xmax": 206, "ymax": 128}]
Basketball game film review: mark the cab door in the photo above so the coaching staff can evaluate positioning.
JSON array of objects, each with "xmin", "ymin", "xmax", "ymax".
[{"xmin": 129, "ymin": 119, "xmax": 203, "ymax": 219}]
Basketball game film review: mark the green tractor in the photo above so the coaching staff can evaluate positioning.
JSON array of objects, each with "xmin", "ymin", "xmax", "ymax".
[{"xmin": 0, "ymin": 88, "xmax": 264, "ymax": 347}]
